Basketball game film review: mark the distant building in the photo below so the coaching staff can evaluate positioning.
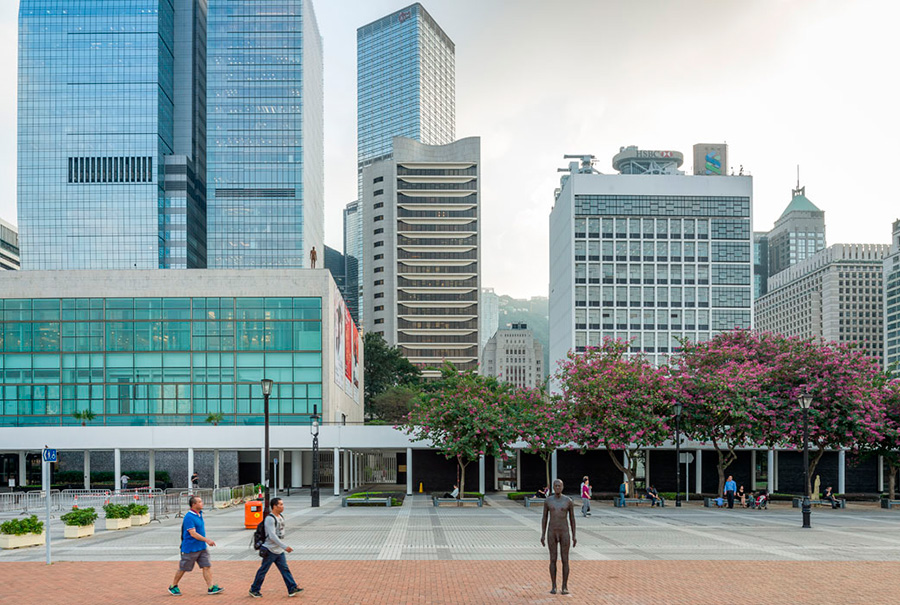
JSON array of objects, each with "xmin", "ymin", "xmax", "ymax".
[
  {"xmin": 343, "ymin": 201, "xmax": 362, "ymax": 324},
  {"xmin": 1, "ymin": 218, "xmax": 19, "ymax": 270},
  {"xmin": 756, "ymin": 244, "xmax": 888, "ymax": 363},
  {"xmin": 753, "ymin": 232, "xmax": 769, "ymax": 299},
  {"xmin": 480, "ymin": 287, "xmax": 500, "ymax": 351},
  {"xmin": 884, "ymin": 220, "xmax": 900, "ymax": 370},
  {"xmin": 481, "ymin": 323, "xmax": 543, "ymax": 389},
  {"xmin": 325, "ymin": 246, "xmax": 347, "ymax": 301},
  {"xmin": 765, "ymin": 186, "xmax": 826, "ymax": 279}
]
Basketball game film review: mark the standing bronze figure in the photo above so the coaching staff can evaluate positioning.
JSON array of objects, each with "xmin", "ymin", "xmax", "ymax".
[{"xmin": 540, "ymin": 478, "xmax": 576, "ymax": 594}]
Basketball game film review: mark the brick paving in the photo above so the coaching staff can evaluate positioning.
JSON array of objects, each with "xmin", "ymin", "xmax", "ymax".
[{"xmin": 2, "ymin": 560, "xmax": 899, "ymax": 604}]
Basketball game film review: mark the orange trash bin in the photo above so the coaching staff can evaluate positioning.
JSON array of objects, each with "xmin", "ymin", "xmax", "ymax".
[{"xmin": 244, "ymin": 500, "xmax": 265, "ymax": 529}]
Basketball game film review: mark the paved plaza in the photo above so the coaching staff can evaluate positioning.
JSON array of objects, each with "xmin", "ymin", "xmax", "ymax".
[{"xmin": 2, "ymin": 491, "xmax": 900, "ymax": 603}]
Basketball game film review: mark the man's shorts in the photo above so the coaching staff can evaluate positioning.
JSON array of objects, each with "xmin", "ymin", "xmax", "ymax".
[{"xmin": 179, "ymin": 549, "xmax": 211, "ymax": 571}]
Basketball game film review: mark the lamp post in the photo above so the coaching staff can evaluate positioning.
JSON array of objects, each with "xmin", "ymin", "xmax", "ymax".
[
  {"xmin": 674, "ymin": 402, "xmax": 683, "ymax": 507},
  {"xmin": 798, "ymin": 392, "xmax": 813, "ymax": 529},
  {"xmin": 311, "ymin": 404, "xmax": 320, "ymax": 508},
  {"xmin": 261, "ymin": 378, "xmax": 273, "ymax": 512}
]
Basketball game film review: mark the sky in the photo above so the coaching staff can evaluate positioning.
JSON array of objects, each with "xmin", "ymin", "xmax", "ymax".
[{"xmin": 0, "ymin": 0, "xmax": 897, "ymax": 299}]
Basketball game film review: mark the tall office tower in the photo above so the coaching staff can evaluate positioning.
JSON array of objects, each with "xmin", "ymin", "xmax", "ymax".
[
  {"xmin": 324, "ymin": 245, "xmax": 347, "ymax": 298},
  {"xmin": 549, "ymin": 147, "xmax": 754, "ymax": 371},
  {"xmin": 753, "ymin": 232, "xmax": 769, "ymax": 299},
  {"xmin": 480, "ymin": 287, "xmax": 500, "ymax": 352},
  {"xmin": 207, "ymin": 0, "xmax": 323, "ymax": 268},
  {"xmin": 481, "ymin": 323, "xmax": 544, "ymax": 389},
  {"xmin": 756, "ymin": 244, "xmax": 888, "ymax": 363},
  {"xmin": 18, "ymin": 0, "xmax": 208, "ymax": 270},
  {"xmin": 766, "ymin": 185, "xmax": 826, "ymax": 278},
  {"xmin": 357, "ymin": 3, "xmax": 455, "ymax": 324},
  {"xmin": 883, "ymin": 220, "xmax": 900, "ymax": 371},
  {"xmin": 363, "ymin": 136, "xmax": 480, "ymax": 378},
  {"xmin": 0, "ymin": 219, "xmax": 20, "ymax": 270},
  {"xmin": 343, "ymin": 201, "xmax": 362, "ymax": 323}
]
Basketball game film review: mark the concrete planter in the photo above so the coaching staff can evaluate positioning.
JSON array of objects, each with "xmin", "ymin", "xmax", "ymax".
[
  {"xmin": 130, "ymin": 514, "xmax": 150, "ymax": 526},
  {"xmin": 64, "ymin": 524, "xmax": 95, "ymax": 539},
  {"xmin": 105, "ymin": 517, "xmax": 132, "ymax": 531},
  {"xmin": 0, "ymin": 532, "xmax": 46, "ymax": 549}
]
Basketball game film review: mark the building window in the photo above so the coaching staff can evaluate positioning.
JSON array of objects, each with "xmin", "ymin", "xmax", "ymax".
[
  {"xmin": 374, "ymin": 241, "xmax": 384, "ymax": 248},
  {"xmin": 374, "ymin": 279, "xmax": 384, "ymax": 286},
  {"xmin": 373, "ymin": 176, "xmax": 383, "ymax": 183},
  {"xmin": 374, "ymin": 293, "xmax": 384, "ymax": 299},
  {"xmin": 374, "ymin": 228, "xmax": 384, "ymax": 235},
  {"xmin": 374, "ymin": 305, "xmax": 384, "ymax": 312},
  {"xmin": 374, "ymin": 202, "xmax": 384, "ymax": 209},
  {"xmin": 375, "ymin": 215, "xmax": 384, "ymax": 222},
  {"xmin": 374, "ymin": 254, "xmax": 384, "ymax": 260},
  {"xmin": 374, "ymin": 267, "xmax": 384, "ymax": 273},
  {"xmin": 374, "ymin": 189, "xmax": 384, "ymax": 196},
  {"xmin": 374, "ymin": 318, "xmax": 384, "ymax": 324}
]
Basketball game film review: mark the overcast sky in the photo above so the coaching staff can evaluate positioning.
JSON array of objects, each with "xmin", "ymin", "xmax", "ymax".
[{"xmin": 0, "ymin": 0, "xmax": 897, "ymax": 298}]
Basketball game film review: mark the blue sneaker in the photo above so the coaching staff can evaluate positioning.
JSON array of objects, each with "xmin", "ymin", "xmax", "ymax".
[
  {"xmin": 207, "ymin": 585, "xmax": 224, "ymax": 595},
  {"xmin": 168, "ymin": 585, "xmax": 182, "ymax": 596}
]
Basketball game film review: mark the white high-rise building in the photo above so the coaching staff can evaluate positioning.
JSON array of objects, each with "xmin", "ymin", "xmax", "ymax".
[
  {"xmin": 884, "ymin": 220, "xmax": 900, "ymax": 371},
  {"xmin": 549, "ymin": 147, "xmax": 754, "ymax": 371},
  {"xmin": 481, "ymin": 323, "xmax": 543, "ymax": 389},
  {"xmin": 362, "ymin": 136, "xmax": 480, "ymax": 378},
  {"xmin": 1, "ymin": 218, "xmax": 19, "ymax": 270}
]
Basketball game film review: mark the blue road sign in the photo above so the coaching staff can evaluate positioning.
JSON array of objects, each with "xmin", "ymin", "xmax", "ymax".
[{"xmin": 42, "ymin": 449, "xmax": 57, "ymax": 463}]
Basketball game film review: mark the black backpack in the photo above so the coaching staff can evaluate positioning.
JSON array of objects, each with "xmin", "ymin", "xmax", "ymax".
[{"xmin": 251, "ymin": 513, "xmax": 269, "ymax": 557}]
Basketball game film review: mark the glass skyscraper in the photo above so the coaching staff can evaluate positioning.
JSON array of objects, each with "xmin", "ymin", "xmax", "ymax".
[
  {"xmin": 342, "ymin": 201, "xmax": 362, "ymax": 323},
  {"xmin": 206, "ymin": 0, "xmax": 324, "ymax": 269},
  {"xmin": 18, "ymin": 0, "xmax": 208, "ymax": 270}
]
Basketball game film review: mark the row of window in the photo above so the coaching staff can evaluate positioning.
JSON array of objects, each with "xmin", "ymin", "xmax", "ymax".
[{"xmin": 67, "ymin": 156, "xmax": 153, "ymax": 184}]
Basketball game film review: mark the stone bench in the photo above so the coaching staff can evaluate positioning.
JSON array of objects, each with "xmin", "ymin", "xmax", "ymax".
[
  {"xmin": 432, "ymin": 496, "xmax": 483, "ymax": 507},
  {"xmin": 880, "ymin": 499, "xmax": 900, "ymax": 509},
  {"xmin": 614, "ymin": 498, "xmax": 643, "ymax": 507},
  {"xmin": 792, "ymin": 498, "xmax": 846, "ymax": 509},
  {"xmin": 342, "ymin": 496, "xmax": 391, "ymax": 507},
  {"xmin": 524, "ymin": 496, "xmax": 545, "ymax": 508}
]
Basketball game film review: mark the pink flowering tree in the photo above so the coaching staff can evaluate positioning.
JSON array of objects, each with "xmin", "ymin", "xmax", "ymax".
[
  {"xmin": 399, "ymin": 363, "xmax": 518, "ymax": 501},
  {"xmin": 511, "ymin": 384, "xmax": 575, "ymax": 490},
  {"xmin": 860, "ymin": 375, "xmax": 900, "ymax": 499},
  {"xmin": 671, "ymin": 331, "xmax": 773, "ymax": 495},
  {"xmin": 556, "ymin": 339, "xmax": 673, "ymax": 497}
]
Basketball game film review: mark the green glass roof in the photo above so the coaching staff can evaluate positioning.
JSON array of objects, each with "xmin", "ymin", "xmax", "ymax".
[{"xmin": 779, "ymin": 190, "xmax": 821, "ymax": 218}]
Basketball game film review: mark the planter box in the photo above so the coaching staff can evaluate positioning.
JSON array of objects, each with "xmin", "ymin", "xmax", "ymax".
[
  {"xmin": 0, "ymin": 531, "xmax": 46, "ymax": 549},
  {"xmin": 130, "ymin": 514, "xmax": 150, "ymax": 526},
  {"xmin": 105, "ymin": 517, "xmax": 132, "ymax": 531},
  {"xmin": 64, "ymin": 524, "xmax": 95, "ymax": 539}
]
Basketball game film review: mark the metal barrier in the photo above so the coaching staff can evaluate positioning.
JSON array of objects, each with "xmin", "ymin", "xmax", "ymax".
[{"xmin": 0, "ymin": 492, "xmax": 24, "ymax": 513}]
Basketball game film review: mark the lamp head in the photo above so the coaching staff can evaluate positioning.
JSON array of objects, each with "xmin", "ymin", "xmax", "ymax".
[
  {"xmin": 798, "ymin": 393, "xmax": 813, "ymax": 409},
  {"xmin": 310, "ymin": 418, "xmax": 319, "ymax": 436},
  {"xmin": 261, "ymin": 378, "xmax": 274, "ymax": 396},
  {"xmin": 674, "ymin": 403, "xmax": 683, "ymax": 418}
]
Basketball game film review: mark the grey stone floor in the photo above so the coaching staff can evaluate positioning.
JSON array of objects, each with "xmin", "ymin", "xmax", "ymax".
[{"xmin": 3, "ymin": 492, "xmax": 900, "ymax": 563}]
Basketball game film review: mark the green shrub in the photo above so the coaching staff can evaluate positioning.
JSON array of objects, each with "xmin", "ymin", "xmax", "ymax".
[
  {"xmin": 506, "ymin": 491, "xmax": 536, "ymax": 500},
  {"xmin": 127, "ymin": 503, "xmax": 149, "ymax": 516},
  {"xmin": 102, "ymin": 504, "xmax": 131, "ymax": 519},
  {"xmin": 347, "ymin": 491, "xmax": 406, "ymax": 507},
  {"xmin": 1, "ymin": 515, "xmax": 44, "ymax": 536},
  {"xmin": 60, "ymin": 507, "xmax": 98, "ymax": 527}
]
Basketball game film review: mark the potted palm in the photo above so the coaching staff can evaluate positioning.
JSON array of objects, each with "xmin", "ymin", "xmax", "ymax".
[
  {"xmin": 103, "ymin": 503, "xmax": 132, "ymax": 530},
  {"xmin": 0, "ymin": 515, "xmax": 45, "ymax": 549},
  {"xmin": 72, "ymin": 410, "xmax": 96, "ymax": 426},
  {"xmin": 205, "ymin": 412, "xmax": 225, "ymax": 426},
  {"xmin": 61, "ymin": 507, "xmax": 98, "ymax": 539},
  {"xmin": 128, "ymin": 502, "xmax": 150, "ymax": 526}
]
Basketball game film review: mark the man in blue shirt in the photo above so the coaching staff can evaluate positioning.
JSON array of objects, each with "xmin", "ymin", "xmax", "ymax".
[
  {"xmin": 168, "ymin": 496, "xmax": 224, "ymax": 596},
  {"xmin": 724, "ymin": 475, "xmax": 737, "ymax": 509}
]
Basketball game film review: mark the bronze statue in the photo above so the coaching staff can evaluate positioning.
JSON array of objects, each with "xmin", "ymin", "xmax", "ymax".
[{"xmin": 540, "ymin": 478, "xmax": 576, "ymax": 594}]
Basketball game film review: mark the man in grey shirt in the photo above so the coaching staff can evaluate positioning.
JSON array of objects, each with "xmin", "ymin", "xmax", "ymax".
[{"xmin": 249, "ymin": 497, "xmax": 302, "ymax": 598}]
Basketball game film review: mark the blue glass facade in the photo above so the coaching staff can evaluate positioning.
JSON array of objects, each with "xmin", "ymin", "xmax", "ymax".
[
  {"xmin": 0, "ymin": 297, "xmax": 322, "ymax": 426},
  {"xmin": 206, "ymin": 0, "xmax": 324, "ymax": 269},
  {"xmin": 17, "ymin": 0, "xmax": 207, "ymax": 270}
]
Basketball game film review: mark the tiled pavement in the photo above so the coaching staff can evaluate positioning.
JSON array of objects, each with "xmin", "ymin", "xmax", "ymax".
[{"xmin": 2, "ymin": 493, "xmax": 900, "ymax": 603}]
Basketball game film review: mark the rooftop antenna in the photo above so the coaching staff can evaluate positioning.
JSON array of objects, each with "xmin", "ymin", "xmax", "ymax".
[{"xmin": 793, "ymin": 165, "xmax": 804, "ymax": 197}]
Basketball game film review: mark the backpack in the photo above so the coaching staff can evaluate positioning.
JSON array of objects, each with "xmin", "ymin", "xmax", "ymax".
[{"xmin": 251, "ymin": 513, "xmax": 269, "ymax": 557}]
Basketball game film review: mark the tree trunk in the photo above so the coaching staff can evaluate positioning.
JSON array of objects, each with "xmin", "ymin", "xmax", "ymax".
[
  {"xmin": 606, "ymin": 448, "xmax": 634, "ymax": 498},
  {"xmin": 711, "ymin": 438, "xmax": 737, "ymax": 495},
  {"xmin": 806, "ymin": 446, "xmax": 826, "ymax": 497},
  {"xmin": 457, "ymin": 456, "xmax": 469, "ymax": 506},
  {"xmin": 889, "ymin": 463, "xmax": 897, "ymax": 501}
]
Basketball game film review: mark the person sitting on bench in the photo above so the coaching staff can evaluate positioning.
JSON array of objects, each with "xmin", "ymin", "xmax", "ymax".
[
  {"xmin": 534, "ymin": 485, "xmax": 549, "ymax": 499},
  {"xmin": 442, "ymin": 484, "xmax": 459, "ymax": 499},
  {"xmin": 823, "ymin": 486, "xmax": 840, "ymax": 509},
  {"xmin": 646, "ymin": 485, "xmax": 662, "ymax": 507}
]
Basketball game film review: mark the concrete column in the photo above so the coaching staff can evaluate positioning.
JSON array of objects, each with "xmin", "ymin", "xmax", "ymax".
[
  {"xmin": 277, "ymin": 449, "xmax": 285, "ymax": 496},
  {"xmin": 18, "ymin": 451, "xmax": 27, "ymax": 488},
  {"xmin": 516, "ymin": 450, "xmax": 522, "ymax": 491},
  {"xmin": 343, "ymin": 450, "xmax": 350, "ymax": 492},
  {"xmin": 333, "ymin": 448, "xmax": 341, "ymax": 496},
  {"xmin": 213, "ymin": 449, "xmax": 220, "ymax": 489},
  {"xmin": 645, "ymin": 450, "xmax": 651, "ymax": 485},
  {"xmin": 187, "ymin": 447, "xmax": 194, "ymax": 493},
  {"xmin": 348, "ymin": 451, "xmax": 354, "ymax": 490},
  {"xmin": 838, "ymin": 450, "xmax": 846, "ymax": 495},
  {"xmin": 478, "ymin": 455, "xmax": 486, "ymax": 494},
  {"xmin": 292, "ymin": 450, "xmax": 302, "ymax": 488},
  {"xmin": 551, "ymin": 450, "xmax": 558, "ymax": 482},
  {"xmin": 878, "ymin": 455, "xmax": 884, "ymax": 493},
  {"xmin": 773, "ymin": 450, "xmax": 779, "ymax": 492},
  {"xmin": 695, "ymin": 449, "xmax": 702, "ymax": 494},
  {"xmin": 406, "ymin": 447, "xmax": 413, "ymax": 496},
  {"xmin": 750, "ymin": 450, "xmax": 757, "ymax": 489},
  {"xmin": 114, "ymin": 448, "xmax": 122, "ymax": 493},
  {"xmin": 83, "ymin": 450, "xmax": 91, "ymax": 490},
  {"xmin": 149, "ymin": 450, "xmax": 155, "ymax": 490},
  {"xmin": 767, "ymin": 449, "xmax": 775, "ymax": 493}
]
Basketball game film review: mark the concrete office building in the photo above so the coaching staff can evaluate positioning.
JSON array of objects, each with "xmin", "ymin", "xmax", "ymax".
[
  {"xmin": 765, "ymin": 185, "xmax": 826, "ymax": 279},
  {"xmin": 481, "ymin": 323, "xmax": 544, "ymax": 389},
  {"xmin": 0, "ymin": 269, "xmax": 361, "ymax": 487},
  {"xmin": 206, "ymin": 0, "xmax": 324, "ymax": 269},
  {"xmin": 549, "ymin": 146, "xmax": 754, "ymax": 370},
  {"xmin": 362, "ymin": 136, "xmax": 480, "ymax": 378},
  {"xmin": 885, "ymin": 220, "xmax": 900, "ymax": 371},
  {"xmin": 17, "ymin": 0, "xmax": 208, "ymax": 270},
  {"xmin": 755, "ymin": 244, "xmax": 888, "ymax": 363},
  {"xmin": 480, "ymin": 287, "xmax": 500, "ymax": 352},
  {"xmin": 1, "ymin": 219, "xmax": 19, "ymax": 270}
]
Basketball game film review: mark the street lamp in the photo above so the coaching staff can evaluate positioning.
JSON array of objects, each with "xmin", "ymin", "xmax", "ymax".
[
  {"xmin": 310, "ymin": 404, "xmax": 320, "ymax": 508},
  {"xmin": 261, "ymin": 378, "xmax": 274, "ymax": 512},
  {"xmin": 674, "ymin": 402, "xmax": 683, "ymax": 507},
  {"xmin": 798, "ymin": 392, "xmax": 813, "ymax": 529}
]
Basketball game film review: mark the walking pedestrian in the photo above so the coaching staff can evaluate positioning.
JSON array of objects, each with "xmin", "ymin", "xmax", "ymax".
[
  {"xmin": 580, "ymin": 476, "xmax": 591, "ymax": 517},
  {"xmin": 191, "ymin": 471, "xmax": 200, "ymax": 489},
  {"xmin": 724, "ymin": 475, "xmax": 737, "ymax": 509},
  {"xmin": 120, "ymin": 474, "xmax": 129, "ymax": 491},
  {"xmin": 168, "ymin": 495, "xmax": 223, "ymax": 596},
  {"xmin": 249, "ymin": 497, "xmax": 303, "ymax": 598}
]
